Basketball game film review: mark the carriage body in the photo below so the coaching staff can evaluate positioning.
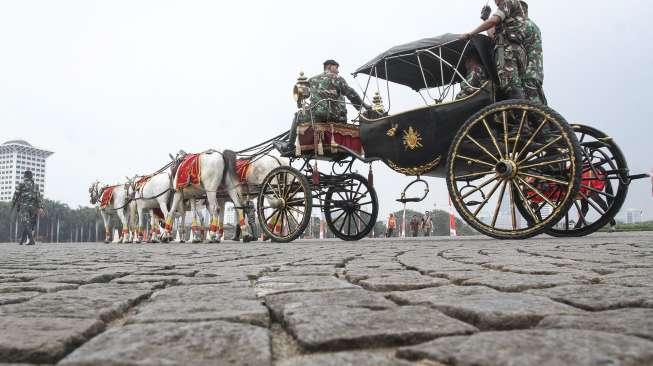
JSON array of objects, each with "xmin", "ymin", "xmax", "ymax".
[{"xmin": 259, "ymin": 33, "xmax": 645, "ymax": 241}]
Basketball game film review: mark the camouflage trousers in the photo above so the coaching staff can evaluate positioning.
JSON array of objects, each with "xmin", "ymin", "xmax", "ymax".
[
  {"xmin": 17, "ymin": 209, "xmax": 37, "ymax": 244},
  {"xmin": 495, "ymin": 42, "xmax": 527, "ymax": 99},
  {"xmin": 524, "ymin": 78, "xmax": 547, "ymax": 105}
]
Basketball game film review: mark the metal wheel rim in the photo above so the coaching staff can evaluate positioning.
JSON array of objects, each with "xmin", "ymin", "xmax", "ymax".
[{"xmin": 448, "ymin": 103, "xmax": 580, "ymax": 238}]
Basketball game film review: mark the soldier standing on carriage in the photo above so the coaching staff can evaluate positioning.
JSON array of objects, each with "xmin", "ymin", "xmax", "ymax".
[
  {"xmin": 464, "ymin": 0, "xmax": 528, "ymax": 100},
  {"xmin": 11, "ymin": 170, "xmax": 44, "ymax": 245},
  {"xmin": 274, "ymin": 60, "xmax": 370, "ymax": 155},
  {"xmin": 519, "ymin": 1, "xmax": 546, "ymax": 105}
]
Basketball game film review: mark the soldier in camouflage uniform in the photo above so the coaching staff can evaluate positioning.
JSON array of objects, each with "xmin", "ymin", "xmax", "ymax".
[
  {"xmin": 11, "ymin": 171, "xmax": 44, "ymax": 245},
  {"xmin": 456, "ymin": 52, "xmax": 489, "ymax": 100},
  {"xmin": 465, "ymin": 0, "xmax": 527, "ymax": 99},
  {"xmin": 520, "ymin": 1, "xmax": 546, "ymax": 104},
  {"xmin": 274, "ymin": 59, "xmax": 370, "ymax": 155}
]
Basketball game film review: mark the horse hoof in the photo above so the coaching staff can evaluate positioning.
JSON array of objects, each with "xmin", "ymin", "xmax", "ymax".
[{"xmin": 242, "ymin": 235, "xmax": 253, "ymax": 243}]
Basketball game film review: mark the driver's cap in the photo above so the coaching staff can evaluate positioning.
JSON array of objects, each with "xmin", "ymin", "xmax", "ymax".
[{"xmin": 323, "ymin": 59, "xmax": 339, "ymax": 67}]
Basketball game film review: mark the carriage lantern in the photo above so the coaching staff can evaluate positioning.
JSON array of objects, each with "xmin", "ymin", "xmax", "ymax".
[{"xmin": 293, "ymin": 71, "xmax": 310, "ymax": 108}]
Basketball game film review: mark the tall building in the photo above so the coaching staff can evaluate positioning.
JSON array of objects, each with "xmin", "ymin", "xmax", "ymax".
[
  {"xmin": 626, "ymin": 209, "xmax": 643, "ymax": 225},
  {"xmin": 0, "ymin": 140, "xmax": 53, "ymax": 202}
]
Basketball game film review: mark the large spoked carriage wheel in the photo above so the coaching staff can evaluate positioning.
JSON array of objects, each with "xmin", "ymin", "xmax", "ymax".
[
  {"xmin": 546, "ymin": 124, "xmax": 629, "ymax": 237},
  {"xmin": 446, "ymin": 100, "xmax": 582, "ymax": 239},
  {"xmin": 257, "ymin": 166, "xmax": 312, "ymax": 243},
  {"xmin": 324, "ymin": 173, "xmax": 379, "ymax": 241}
]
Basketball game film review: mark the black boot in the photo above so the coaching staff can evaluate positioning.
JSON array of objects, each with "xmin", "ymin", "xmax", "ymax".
[
  {"xmin": 231, "ymin": 225, "xmax": 241, "ymax": 241},
  {"xmin": 273, "ymin": 113, "xmax": 299, "ymax": 157}
]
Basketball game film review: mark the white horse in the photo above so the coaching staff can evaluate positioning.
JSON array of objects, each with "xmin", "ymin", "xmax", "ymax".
[
  {"xmin": 127, "ymin": 172, "xmax": 189, "ymax": 243},
  {"xmin": 89, "ymin": 181, "xmax": 132, "ymax": 243},
  {"xmin": 164, "ymin": 150, "xmax": 240, "ymax": 243},
  {"xmin": 219, "ymin": 150, "xmax": 290, "ymax": 241}
]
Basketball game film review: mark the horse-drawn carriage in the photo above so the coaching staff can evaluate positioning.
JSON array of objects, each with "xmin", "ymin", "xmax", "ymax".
[{"xmin": 250, "ymin": 33, "xmax": 647, "ymax": 241}]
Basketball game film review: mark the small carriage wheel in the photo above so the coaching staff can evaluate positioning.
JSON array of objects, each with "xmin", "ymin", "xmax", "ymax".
[
  {"xmin": 256, "ymin": 166, "xmax": 312, "ymax": 243},
  {"xmin": 324, "ymin": 173, "xmax": 378, "ymax": 241},
  {"xmin": 446, "ymin": 100, "xmax": 582, "ymax": 239},
  {"xmin": 545, "ymin": 124, "xmax": 629, "ymax": 237}
]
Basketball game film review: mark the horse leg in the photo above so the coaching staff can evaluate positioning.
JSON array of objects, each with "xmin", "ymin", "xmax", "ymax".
[
  {"xmin": 101, "ymin": 210, "xmax": 111, "ymax": 243},
  {"xmin": 163, "ymin": 192, "xmax": 182, "ymax": 243},
  {"xmin": 225, "ymin": 179, "xmax": 252, "ymax": 243},
  {"xmin": 178, "ymin": 199, "xmax": 187, "ymax": 243},
  {"xmin": 189, "ymin": 199, "xmax": 202, "ymax": 243},
  {"xmin": 134, "ymin": 204, "xmax": 144, "ymax": 243},
  {"xmin": 206, "ymin": 194, "xmax": 220, "ymax": 243},
  {"xmin": 217, "ymin": 198, "xmax": 226, "ymax": 242},
  {"xmin": 116, "ymin": 208, "xmax": 130, "ymax": 244}
]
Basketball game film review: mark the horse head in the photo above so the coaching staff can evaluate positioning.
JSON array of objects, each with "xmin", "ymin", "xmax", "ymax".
[
  {"xmin": 89, "ymin": 181, "xmax": 101, "ymax": 204},
  {"xmin": 125, "ymin": 175, "xmax": 138, "ymax": 200}
]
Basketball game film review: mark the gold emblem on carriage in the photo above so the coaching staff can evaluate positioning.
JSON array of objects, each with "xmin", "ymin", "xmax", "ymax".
[
  {"xmin": 386, "ymin": 124, "xmax": 398, "ymax": 137},
  {"xmin": 402, "ymin": 126, "xmax": 423, "ymax": 150}
]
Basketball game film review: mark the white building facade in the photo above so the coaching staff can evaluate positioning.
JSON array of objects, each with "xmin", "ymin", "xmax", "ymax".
[{"xmin": 0, "ymin": 140, "xmax": 53, "ymax": 202}]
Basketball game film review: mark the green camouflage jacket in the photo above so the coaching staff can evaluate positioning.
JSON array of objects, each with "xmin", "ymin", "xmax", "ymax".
[
  {"xmin": 12, "ymin": 179, "xmax": 42, "ymax": 214},
  {"xmin": 456, "ymin": 65, "xmax": 489, "ymax": 100},
  {"xmin": 308, "ymin": 72, "xmax": 364, "ymax": 123},
  {"xmin": 493, "ymin": 0, "xmax": 526, "ymax": 45},
  {"xmin": 523, "ymin": 18, "xmax": 543, "ymax": 83}
]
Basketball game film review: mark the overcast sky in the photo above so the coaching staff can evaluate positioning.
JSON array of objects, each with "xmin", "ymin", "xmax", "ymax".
[{"xmin": 1, "ymin": 0, "xmax": 652, "ymax": 221}]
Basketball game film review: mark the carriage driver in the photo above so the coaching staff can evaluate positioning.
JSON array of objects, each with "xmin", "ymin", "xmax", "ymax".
[
  {"xmin": 274, "ymin": 59, "xmax": 371, "ymax": 155},
  {"xmin": 464, "ymin": 0, "xmax": 527, "ymax": 100}
]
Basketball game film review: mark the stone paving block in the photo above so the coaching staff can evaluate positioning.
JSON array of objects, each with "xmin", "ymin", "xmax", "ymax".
[
  {"xmin": 284, "ymin": 305, "xmax": 478, "ymax": 351},
  {"xmin": 358, "ymin": 271, "xmax": 450, "ymax": 291},
  {"xmin": 342, "ymin": 269, "xmax": 402, "ymax": 283},
  {"xmin": 527, "ymin": 284, "xmax": 653, "ymax": 310},
  {"xmin": 0, "ymin": 282, "xmax": 79, "ymax": 293},
  {"xmin": 397, "ymin": 254, "xmax": 481, "ymax": 273},
  {"xmin": 33, "ymin": 270, "xmax": 131, "ymax": 284},
  {"xmin": 58, "ymin": 321, "xmax": 271, "ymax": 366},
  {"xmin": 0, "ymin": 283, "xmax": 156, "ymax": 322},
  {"xmin": 278, "ymin": 351, "xmax": 413, "ymax": 366},
  {"xmin": 265, "ymin": 289, "xmax": 396, "ymax": 320},
  {"xmin": 388, "ymin": 285, "xmax": 583, "ymax": 330},
  {"xmin": 396, "ymin": 329, "xmax": 653, "ymax": 366},
  {"xmin": 0, "ymin": 317, "xmax": 105, "ymax": 364},
  {"xmin": 0, "ymin": 291, "xmax": 41, "ymax": 305},
  {"xmin": 461, "ymin": 272, "xmax": 586, "ymax": 292},
  {"xmin": 128, "ymin": 284, "xmax": 269, "ymax": 327},
  {"xmin": 273, "ymin": 265, "xmax": 337, "ymax": 277},
  {"xmin": 254, "ymin": 275, "xmax": 358, "ymax": 297},
  {"xmin": 538, "ymin": 308, "xmax": 653, "ymax": 340},
  {"xmin": 111, "ymin": 274, "xmax": 181, "ymax": 284}
]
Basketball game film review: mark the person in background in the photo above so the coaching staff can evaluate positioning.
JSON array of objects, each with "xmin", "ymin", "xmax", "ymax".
[
  {"xmin": 410, "ymin": 214, "xmax": 420, "ymax": 237},
  {"xmin": 421, "ymin": 211, "xmax": 433, "ymax": 237},
  {"xmin": 386, "ymin": 213, "xmax": 397, "ymax": 238}
]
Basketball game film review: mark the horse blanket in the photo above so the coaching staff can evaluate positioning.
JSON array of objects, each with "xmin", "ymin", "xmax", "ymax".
[{"xmin": 175, "ymin": 154, "xmax": 201, "ymax": 190}]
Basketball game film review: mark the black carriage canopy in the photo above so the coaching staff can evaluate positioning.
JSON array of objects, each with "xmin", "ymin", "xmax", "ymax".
[{"xmin": 353, "ymin": 34, "xmax": 497, "ymax": 91}]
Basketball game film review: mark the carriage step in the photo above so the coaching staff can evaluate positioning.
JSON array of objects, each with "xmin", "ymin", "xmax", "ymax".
[
  {"xmin": 396, "ymin": 197, "xmax": 424, "ymax": 204},
  {"xmin": 629, "ymin": 173, "xmax": 650, "ymax": 180}
]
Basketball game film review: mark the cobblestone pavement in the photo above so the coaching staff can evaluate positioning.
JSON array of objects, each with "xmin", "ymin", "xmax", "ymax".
[{"xmin": 0, "ymin": 232, "xmax": 652, "ymax": 365}]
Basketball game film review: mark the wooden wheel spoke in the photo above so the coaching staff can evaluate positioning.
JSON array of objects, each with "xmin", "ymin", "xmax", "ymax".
[
  {"xmin": 502, "ymin": 111, "xmax": 510, "ymax": 158},
  {"xmin": 518, "ymin": 172, "xmax": 569, "ymax": 186},
  {"xmin": 482, "ymin": 118, "xmax": 504, "ymax": 159},
  {"xmin": 287, "ymin": 211, "xmax": 300, "ymax": 230},
  {"xmin": 516, "ymin": 117, "xmax": 549, "ymax": 161},
  {"xmin": 507, "ymin": 181, "xmax": 517, "ymax": 230},
  {"xmin": 517, "ymin": 176, "xmax": 557, "ymax": 208},
  {"xmin": 578, "ymin": 191, "xmax": 607, "ymax": 215},
  {"xmin": 511, "ymin": 111, "xmax": 528, "ymax": 157},
  {"xmin": 264, "ymin": 208, "xmax": 281, "ymax": 224},
  {"xmin": 455, "ymin": 155, "xmax": 495, "ymax": 168},
  {"xmin": 517, "ymin": 136, "xmax": 564, "ymax": 164},
  {"xmin": 574, "ymin": 200, "xmax": 589, "ymax": 226},
  {"xmin": 514, "ymin": 182, "xmax": 541, "ymax": 223},
  {"xmin": 519, "ymin": 158, "xmax": 571, "ymax": 170},
  {"xmin": 491, "ymin": 181, "xmax": 508, "ymax": 227},
  {"xmin": 580, "ymin": 184, "xmax": 615, "ymax": 199},
  {"xmin": 455, "ymin": 171, "xmax": 497, "ymax": 180},
  {"xmin": 461, "ymin": 176, "xmax": 500, "ymax": 199},
  {"xmin": 466, "ymin": 135, "xmax": 501, "ymax": 163},
  {"xmin": 473, "ymin": 179, "xmax": 503, "ymax": 216},
  {"xmin": 288, "ymin": 205, "xmax": 306, "ymax": 217}
]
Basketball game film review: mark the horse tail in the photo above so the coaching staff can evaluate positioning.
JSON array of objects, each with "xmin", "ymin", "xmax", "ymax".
[{"xmin": 222, "ymin": 149, "xmax": 238, "ymax": 185}]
